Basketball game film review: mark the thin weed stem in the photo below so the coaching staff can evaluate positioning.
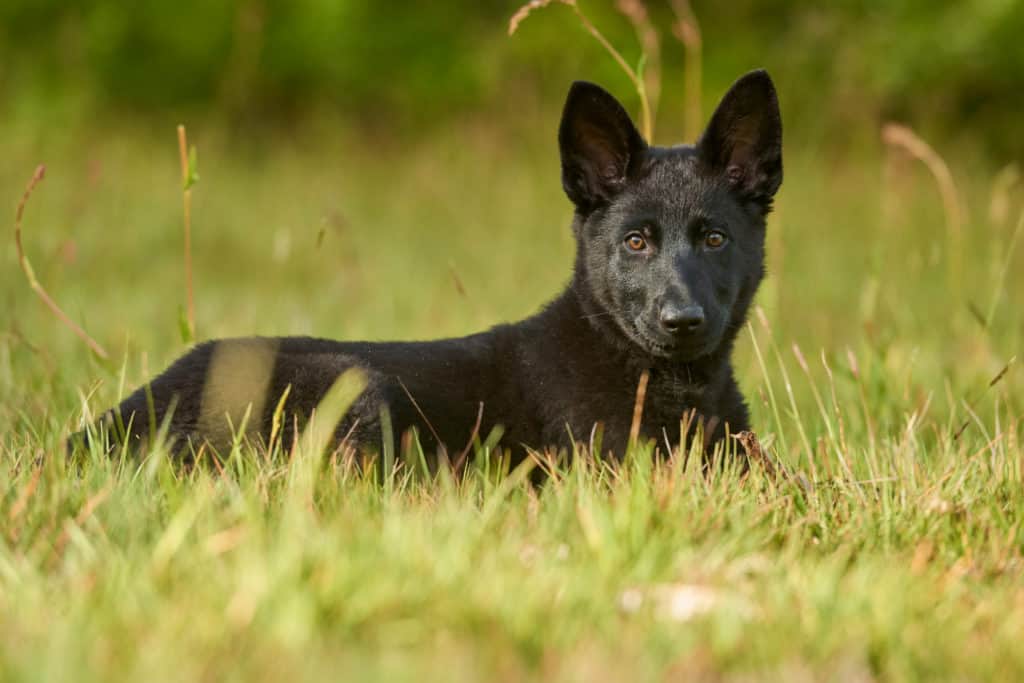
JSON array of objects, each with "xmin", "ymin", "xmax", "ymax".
[
  {"xmin": 13, "ymin": 165, "xmax": 109, "ymax": 359},
  {"xmin": 509, "ymin": 0, "xmax": 653, "ymax": 140},
  {"xmin": 177, "ymin": 125, "xmax": 196, "ymax": 341},
  {"xmin": 985, "ymin": 208, "xmax": 1024, "ymax": 326},
  {"xmin": 882, "ymin": 123, "xmax": 965, "ymax": 293},
  {"xmin": 629, "ymin": 369, "xmax": 650, "ymax": 446},
  {"xmin": 746, "ymin": 314, "xmax": 790, "ymax": 460},
  {"xmin": 668, "ymin": 0, "xmax": 702, "ymax": 141},
  {"xmin": 616, "ymin": 0, "xmax": 661, "ymax": 133}
]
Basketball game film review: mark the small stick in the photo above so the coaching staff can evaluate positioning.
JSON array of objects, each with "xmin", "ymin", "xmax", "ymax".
[
  {"xmin": 734, "ymin": 430, "xmax": 812, "ymax": 493},
  {"xmin": 733, "ymin": 430, "xmax": 778, "ymax": 480},
  {"xmin": 14, "ymin": 165, "xmax": 109, "ymax": 359},
  {"xmin": 397, "ymin": 378, "xmax": 447, "ymax": 460},
  {"xmin": 628, "ymin": 369, "xmax": 650, "ymax": 445},
  {"xmin": 454, "ymin": 401, "xmax": 485, "ymax": 473}
]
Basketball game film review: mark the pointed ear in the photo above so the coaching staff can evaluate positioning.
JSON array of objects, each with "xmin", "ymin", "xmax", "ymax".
[
  {"xmin": 559, "ymin": 81, "xmax": 647, "ymax": 211},
  {"xmin": 697, "ymin": 69, "xmax": 783, "ymax": 208}
]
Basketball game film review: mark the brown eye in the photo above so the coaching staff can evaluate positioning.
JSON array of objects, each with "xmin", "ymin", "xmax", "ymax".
[
  {"xmin": 704, "ymin": 230, "xmax": 727, "ymax": 249},
  {"xmin": 625, "ymin": 233, "xmax": 648, "ymax": 252}
]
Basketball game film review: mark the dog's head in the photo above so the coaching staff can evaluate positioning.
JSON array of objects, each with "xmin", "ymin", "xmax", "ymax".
[{"xmin": 561, "ymin": 70, "xmax": 782, "ymax": 362}]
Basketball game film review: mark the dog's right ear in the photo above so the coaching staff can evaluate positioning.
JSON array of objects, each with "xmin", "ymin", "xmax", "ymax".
[{"xmin": 559, "ymin": 81, "xmax": 647, "ymax": 211}]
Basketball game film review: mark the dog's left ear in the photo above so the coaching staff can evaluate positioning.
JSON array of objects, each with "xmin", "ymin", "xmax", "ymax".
[
  {"xmin": 559, "ymin": 81, "xmax": 647, "ymax": 211},
  {"xmin": 697, "ymin": 69, "xmax": 783, "ymax": 208}
]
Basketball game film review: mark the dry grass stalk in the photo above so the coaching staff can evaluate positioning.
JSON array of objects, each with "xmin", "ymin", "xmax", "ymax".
[
  {"xmin": 985, "ymin": 209, "xmax": 1024, "ymax": 325},
  {"xmin": 448, "ymin": 262, "xmax": 468, "ymax": 298},
  {"xmin": 177, "ymin": 125, "xmax": 196, "ymax": 340},
  {"xmin": 953, "ymin": 356, "xmax": 1017, "ymax": 441},
  {"xmin": 14, "ymin": 165, "xmax": 110, "ymax": 359},
  {"xmin": 398, "ymin": 377, "xmax": 446, "ymax": 461},
  {"xmin": 668, "ymin": 0, "xmax": 702, "ymax": 142},
  {"xmin": 454, "ymin": 401, "xmax": 485, "ymax": 473},
  {"xmin": 50, "ymin": 485, "xmax": 112, "ymax": 566},
  {"xmin": 507, "ymin": 0, "xmax": 559, "ymax": 35},
  {"xmin": 988, "ymin": 163, "xmax": 1020, "ymax": 229},
  {"xmin": 629, "ymin": 369, "xmax": 650, "ymax": 445},
  {"xmin": 7, "ymin": 465, "xmax": 43, "ymax": 541},
  {"xmin": 615, "ymin": 0, "xmax": 661, "ymax": 134},
  {"xmin": 881, "ymin": 123, "xmax": 965, "ymax": 290},
  {"xmin": 509, "ymin": 0, "xmax": 653, "ymax": 140}
]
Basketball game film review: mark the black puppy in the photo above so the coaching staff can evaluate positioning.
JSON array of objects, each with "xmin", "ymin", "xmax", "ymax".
[{"xmin": 83, "ymin": 70, "xmax": 782, "ymax": 464}]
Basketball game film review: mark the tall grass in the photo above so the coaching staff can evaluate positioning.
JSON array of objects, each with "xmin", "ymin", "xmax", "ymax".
[{"xmin": 2, "ymin": 348, "xmax": 1022, "ymax": 679}]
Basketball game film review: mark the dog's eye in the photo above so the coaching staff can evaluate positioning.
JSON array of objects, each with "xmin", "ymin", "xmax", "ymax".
[
  {"xmin": 704, "ymin": 231, "xmax": 727, "ymax": 249},
  {"xmin": 624, "ymin": 232, "xmax": 648, "ymax": 252}
]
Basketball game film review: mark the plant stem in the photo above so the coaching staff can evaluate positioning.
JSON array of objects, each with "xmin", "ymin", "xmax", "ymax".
[{"xmin": 178, "ymin": 125, "xmax": 196, "ymax": 340}]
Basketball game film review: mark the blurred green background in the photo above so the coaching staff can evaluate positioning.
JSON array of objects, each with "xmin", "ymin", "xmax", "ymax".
[{"xmin": 2, "ymin": 1, "xmax": 1023, "ymax": 153}]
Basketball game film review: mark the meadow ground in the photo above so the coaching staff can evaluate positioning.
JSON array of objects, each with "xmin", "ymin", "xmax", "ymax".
[{"xmin": 1, "ymin": 109, "xmax": 1022, "ymax": 681}]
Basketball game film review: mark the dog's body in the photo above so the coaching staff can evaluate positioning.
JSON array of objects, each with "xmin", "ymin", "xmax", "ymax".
[{"xmin": 88, "ymin": 70, "xmax": 782, "ymax": 464}]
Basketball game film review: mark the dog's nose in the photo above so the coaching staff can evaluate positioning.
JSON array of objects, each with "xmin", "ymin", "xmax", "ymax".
[{"xmin": 659, "ymin": 304, "xmax": 706, "ymax": 335}]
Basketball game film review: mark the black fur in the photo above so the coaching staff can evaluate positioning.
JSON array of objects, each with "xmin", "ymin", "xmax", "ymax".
[{"xmin": 81, "ymin": 70, "xmax": 783, "ymax": 464}]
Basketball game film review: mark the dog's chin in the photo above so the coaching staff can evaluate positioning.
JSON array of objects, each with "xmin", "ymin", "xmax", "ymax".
[{"xmin": 629, "ymin": 322, "xmax": 718, "ymax": 362}]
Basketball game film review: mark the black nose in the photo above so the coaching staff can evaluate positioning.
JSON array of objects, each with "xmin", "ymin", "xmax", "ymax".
[{"xmin": 660, "ymin": 304, "xmax": 706, "ymax": 335}]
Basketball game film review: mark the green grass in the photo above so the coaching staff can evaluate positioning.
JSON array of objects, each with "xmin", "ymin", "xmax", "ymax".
[{"xmin": 1, "ymin": 108, "xmax": 1023, "ymax": 681}]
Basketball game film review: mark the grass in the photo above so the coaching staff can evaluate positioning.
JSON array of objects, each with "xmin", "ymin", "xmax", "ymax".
[{"xmin": 1, "ymin": 98, "xmax": 1023, "ymax": 680}]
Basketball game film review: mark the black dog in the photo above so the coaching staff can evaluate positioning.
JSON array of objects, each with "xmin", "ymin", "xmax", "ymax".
[{"xmin": 83, "ymin": 70, "xmax": 782, "ymax": 464}]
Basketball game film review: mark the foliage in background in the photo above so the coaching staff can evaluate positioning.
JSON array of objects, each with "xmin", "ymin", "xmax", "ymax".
[{"xmin": 1, "ymin": 1, "xmax": 1023, "ymax": 155}]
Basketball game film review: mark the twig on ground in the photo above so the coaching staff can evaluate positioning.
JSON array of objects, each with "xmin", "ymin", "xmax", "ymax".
[{"xmin": 734, "ymin": 430, "xmax": 812, "ymax": 493}]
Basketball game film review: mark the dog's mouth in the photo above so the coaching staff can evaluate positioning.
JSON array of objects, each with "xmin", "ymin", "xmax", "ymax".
[
  {"xmin": 630, "ymin": 324, "xmax": 676, "ymax": 358},
  {"xmin": 629, "ymin": 321, "xmax": 717, "ymax": 361}
]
